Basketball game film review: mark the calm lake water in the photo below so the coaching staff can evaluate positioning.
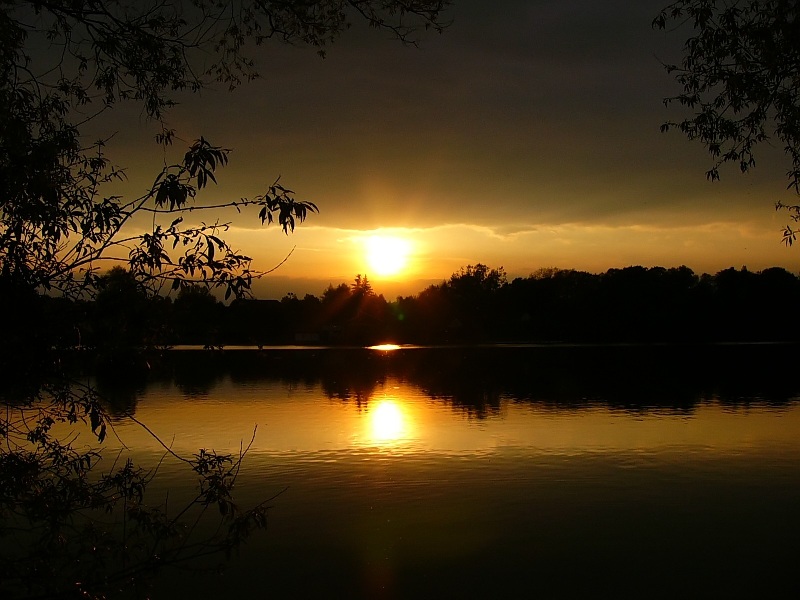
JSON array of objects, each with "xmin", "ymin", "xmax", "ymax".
[{"xmin": 95, "ymin": 344, "xmax": 800, "ymax": 599}]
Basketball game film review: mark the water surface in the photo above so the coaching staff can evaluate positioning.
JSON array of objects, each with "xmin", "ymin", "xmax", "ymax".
[{"xmin": 96, "ymin": 345, "xmax": 800, "ymax": 598}]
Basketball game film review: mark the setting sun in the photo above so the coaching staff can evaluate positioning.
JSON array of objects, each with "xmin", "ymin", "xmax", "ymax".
[{"xmin": 364, "ymin": 236, "xmax": 411, "ymax": 277}]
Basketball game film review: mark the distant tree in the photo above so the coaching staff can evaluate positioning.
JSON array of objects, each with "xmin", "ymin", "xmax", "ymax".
[
  {"xmin": 316, "ymin": 276, "xmax": 390, "ymax": 343},
  {"xmin": 322, "ymin": 282, "xmax": 354, "ymax": 318},
  {"xmin": 91, "ymin": 266, "xmax": 161, "ymax": 351},
  {"xmin": 529, "ymin": 266, "xmax": 563, "ymax": 280},
  {"xmin": 440, "ymin": 264, "xmax": 507, "ymax": 341},
  {"xmin": 401, "ymin": 283, "xmax": 453, "ymax": 342},
  {"xmin": 653, "ymin": 1, "xmax": 800, "ymax": 242},
  {"xmin": 352, "ymin": 273, "xmax": 375, "ymax": 296},
  {"xmin": 172, "ymin": 284, "xmax": 225, "ymax": 345},
  {"xmin": 505, "ymin": 268, "xmax": 599, "ymax": 341},
  {"xmin": 447, "ymin": 264, "xmax": 507, "ymax": 296},
  {"xmin": 598, "ymin": 266, "xmax": 671, "ymax": 341}
]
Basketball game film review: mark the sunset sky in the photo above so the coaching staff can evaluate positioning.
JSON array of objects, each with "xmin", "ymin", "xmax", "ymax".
[{"xmin": 102, "ymin": 0, "xmax": 800, "ymax": 299}]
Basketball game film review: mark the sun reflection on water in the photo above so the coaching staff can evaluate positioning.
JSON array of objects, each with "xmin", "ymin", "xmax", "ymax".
[
  {"xmin": 368, "ymin": 343, "xmax": 401, "ymax": 351},
  {"xmin": 368, "ymin": 399, "xmax": 409, "ymax": 446}
]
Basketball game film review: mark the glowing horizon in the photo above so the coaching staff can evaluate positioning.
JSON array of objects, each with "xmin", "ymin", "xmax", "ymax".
[
  {"xmin": 218, "ymin": 219, "xmax": 799, "ymax": 301},
  {"xmin": 84, "ymin": 0, "xmax": 800, "ymax": 307}
]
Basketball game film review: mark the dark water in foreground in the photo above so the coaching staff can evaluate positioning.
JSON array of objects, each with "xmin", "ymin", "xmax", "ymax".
[{"xmin": 97, "ymin": 344, "xmax": 800, "ymax": 598}]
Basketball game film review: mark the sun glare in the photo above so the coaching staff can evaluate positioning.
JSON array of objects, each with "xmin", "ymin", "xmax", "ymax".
[
  {"xmin": 369, "ymin": 344, "xmax": 401, "ymax": 351},
  {"xmin": 364, "ymin": 236, "xmax": 411, "ymax": 277},
  {"xmin": 370, "ymin": 399, "xmax": 406, "ymax": 443}
]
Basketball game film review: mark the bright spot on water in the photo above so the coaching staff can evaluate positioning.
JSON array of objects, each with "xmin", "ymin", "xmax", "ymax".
[
  {"xmin": 369, "ymin": 343, "xmax": 401, "ymax": 351},
  {"xmin": 370, "ymin": 400, "xmax": 406, "ymax": 443}
]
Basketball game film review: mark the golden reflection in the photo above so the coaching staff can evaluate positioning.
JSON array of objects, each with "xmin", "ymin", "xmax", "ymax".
[
  {"xmin": 368, "ymin": 399, "xmax": 408, "ymax": 445},
  {"xmin": 369, "ymin": 343, "xmax": 401, "ymax": 351},
  {"xmin": 93, "ymin": 375, "xmax": 800, "ymax": 459}
]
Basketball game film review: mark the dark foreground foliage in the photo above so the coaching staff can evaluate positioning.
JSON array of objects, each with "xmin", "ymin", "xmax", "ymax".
[{"xmin": 1, "ymin": 1, "xmax": 450, "ymax": 597}]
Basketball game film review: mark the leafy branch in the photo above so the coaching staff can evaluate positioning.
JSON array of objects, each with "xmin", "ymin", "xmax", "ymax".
[
  {"xmin": 0, "ymin": 376, "xmax": 280, "ymax": 599},
  {"xmin": 654, "ymin": 0, "xmax": 800, "ymax": 237}
]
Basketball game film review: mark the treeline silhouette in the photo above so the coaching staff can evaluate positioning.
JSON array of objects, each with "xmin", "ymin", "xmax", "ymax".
[{"xmin": 14, "ymin": 263, "xmax": 800, "ymax": 351}]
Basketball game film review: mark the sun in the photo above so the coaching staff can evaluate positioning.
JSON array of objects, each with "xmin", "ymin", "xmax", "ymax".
[{"xmin": 364, "ymin": 235, "xmax": 411, "ymax": 277}]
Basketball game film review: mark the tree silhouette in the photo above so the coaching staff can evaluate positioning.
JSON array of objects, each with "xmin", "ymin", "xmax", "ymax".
[
  {"xmin": 444, "ymin": 264, "xmax": 507, "ymax": 341},
  {"xmin": 0, "ymin": 2, "xmax": 451, "ymax": 597},
  {"xmin": 352, "ymin": 273, "xmax": 375, "ymax": 296},
  {"xmin": 654, "ymin": 1, "xmax": 800, "ymax": 242},
  {"xmin": 172, "ymin": 284, "xmax": 225, "ymax": 346}
]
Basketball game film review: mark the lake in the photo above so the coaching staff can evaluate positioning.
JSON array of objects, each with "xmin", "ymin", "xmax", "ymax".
[{"xmin": 94, "ymin": 344, "xmax": 800, "ymax": 598}]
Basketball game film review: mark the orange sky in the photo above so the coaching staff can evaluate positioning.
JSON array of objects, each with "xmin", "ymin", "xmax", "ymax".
[{"xmin": 90, "ymin": 0, "xmax": 800, "ymax": 299}]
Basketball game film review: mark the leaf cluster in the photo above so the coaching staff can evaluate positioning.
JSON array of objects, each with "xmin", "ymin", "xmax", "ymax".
[
  {"xmin": 8, "ymin": 1, "xmax": 450, "ymax": 120},
  {"xmin": 654, "ymin": 0, "xmax": 800, "ymax": 235}
]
